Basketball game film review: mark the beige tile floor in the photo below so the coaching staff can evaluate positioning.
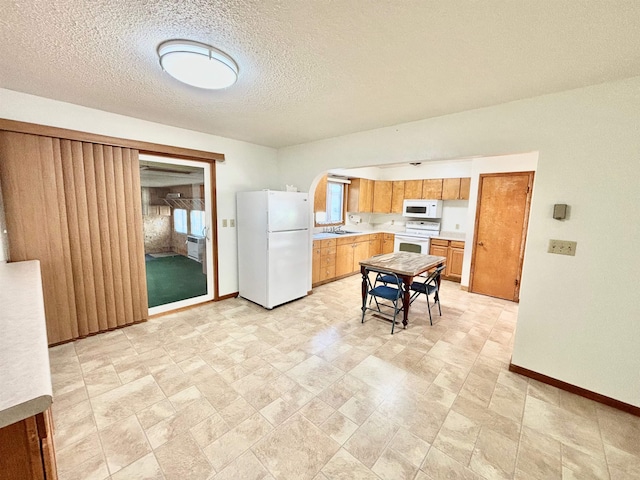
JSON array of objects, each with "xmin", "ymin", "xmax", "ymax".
[{"xmin": 48, "ymin": 275, "xmax": 640, "ymax": 480}]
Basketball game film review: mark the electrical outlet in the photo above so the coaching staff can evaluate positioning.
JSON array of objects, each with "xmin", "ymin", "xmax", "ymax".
[
  {"xmin": 222, "ymin": 219, "xmax": 228, "ymax": 227},
  {"xmin": 230, "ymin": 219, "xmax": 235, "ymax": 227},
  {"xmin": 455, "ymin": 224, "xmax": 460, "ymax": 230},
  {"xmin": 548, "ymin": 239, "xmax": 577, "ymax": 256}
]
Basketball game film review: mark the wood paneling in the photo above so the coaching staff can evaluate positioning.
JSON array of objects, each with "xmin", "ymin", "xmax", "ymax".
[{"xmin": 0, "ymin": 131, "xmax": 148, "ymax": 344}]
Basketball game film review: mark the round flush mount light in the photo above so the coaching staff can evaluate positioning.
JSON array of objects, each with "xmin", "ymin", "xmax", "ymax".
[{"xmin": 157, "ymin": 40, "xmax": 238, "ymax": 89}]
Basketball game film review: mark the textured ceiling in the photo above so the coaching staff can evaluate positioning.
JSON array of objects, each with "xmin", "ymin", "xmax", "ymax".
[{"xmin": 1, "ymin": 1, "xmax": 640, "ymax": 148}]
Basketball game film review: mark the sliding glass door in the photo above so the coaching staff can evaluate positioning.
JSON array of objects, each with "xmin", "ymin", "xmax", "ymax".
[{"xmin": 139, "ymin": 154, "xmax": 214, "ymax": 314}]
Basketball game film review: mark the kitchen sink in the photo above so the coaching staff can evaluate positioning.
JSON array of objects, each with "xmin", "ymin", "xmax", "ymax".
[{"xmin": 333, "ymin": 230, "xmax": 358, "ymax": 235}]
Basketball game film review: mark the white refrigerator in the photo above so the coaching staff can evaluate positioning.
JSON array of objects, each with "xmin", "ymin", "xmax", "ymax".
[{"xmin": 237, "ymin": 190, "xmax": 310, "ymax": 309}]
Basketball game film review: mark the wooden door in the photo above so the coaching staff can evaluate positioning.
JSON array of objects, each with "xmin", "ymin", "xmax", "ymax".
[{"xmin": 470, "ymin": 172, "xmax": 534, "ymax": 301}]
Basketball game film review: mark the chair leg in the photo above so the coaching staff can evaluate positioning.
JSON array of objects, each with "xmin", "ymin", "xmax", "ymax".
[
  {"xmin": 426, "ymin": 295, "xmax": 433, "ymax": 326},
  {"xmin": 435, "ymin": 289, "xmax": 441, "ymax": 316}
]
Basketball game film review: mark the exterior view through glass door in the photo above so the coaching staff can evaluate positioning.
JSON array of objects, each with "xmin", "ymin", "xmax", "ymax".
[{"xmin": 139, "ymin": 154, "xmax": 214, "ymax": 314}]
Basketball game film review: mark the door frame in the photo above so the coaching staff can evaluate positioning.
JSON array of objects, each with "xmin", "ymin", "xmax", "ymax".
[
  {"xmin": 469, "ymin": 171, "xmax": 535, "ymax": 302},
  {"xmin": 140, "ymin": 154, "xmax": 217, "ymax": 315}
]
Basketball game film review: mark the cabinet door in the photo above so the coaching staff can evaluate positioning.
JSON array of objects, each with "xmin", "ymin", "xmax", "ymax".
[
  {"xmin": 448, "ymin": 246, "xmax": 464, "ymax": 280},
  {"xmin": 372, "ymin": 181, "xmax": 392, "ymax": 213},
  {"xmin": 347, "ymin": 178, "xmax": 361, "ymax": 212},
  {"xmin": 403, "ymin": 180, "xmax": 423, "ymax": 200},
  {"xmin": 429, "ymin": 243, "xmax": 449, "ymax": 276},
  {"xmin": 361, "ymin": 179, "xmax": 374, "ymax": 213},
  {"xmin": 422, "ymin": 179, "xmax": 443, "ymax": 199},
  {"xmin": 382, "ymin": 234, "xmax": 395, "ymax": 254},
  {"xmin": 391, "ymin": 181, "xmax": 405, "ymax": 213},
  {"xmin": 442, "ymin": 178, "xmax": 461, "ymax": 200},
  {"xmin": 335, "ymin": 244, "xmax": 355, "ymax": 276},
  {"xmin": 459, "ymin": 177, "xmax": 471, "ymax": 200},
  {"xmin": 352, "ymin": 241, "xmax": 370, "ymax": 271},
  {"xmin": 312, "ymin": 244, "xmax": 321, "ymax": 284},
  {"xmin": 368, "ymin": 236, "xmax": 382, "ymax": 256},
  {"xmin": 314, "ymin": 175, "xmax": 328, "ymax": 220}
]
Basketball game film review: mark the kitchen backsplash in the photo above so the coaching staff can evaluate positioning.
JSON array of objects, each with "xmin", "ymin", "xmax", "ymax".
[{"xmin": 344, "ymin": 199, "xmax": 468, "ymax": 234}]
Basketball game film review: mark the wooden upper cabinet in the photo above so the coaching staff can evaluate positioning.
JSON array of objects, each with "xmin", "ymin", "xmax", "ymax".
[
  {"xmin": 422, "ymin": 178, "xmax": 443, "ymax": 199},
  {"xmin": 404, "ymin": 180, "xmax": 423, "ymax": 200},
  {"xmin": 442, "ymin": 177, "xmax": 471, "ymax": 200},
  {"xmin": 372, "ymin": 180, "xmax": 392, "ymax": 213},
  {"xmin": 459, "ymin": 177, "xmax": 471, "ymax": 200},
  {"xmin": 314, "ymin": 174, "xmax": 327, "ymax": 219},
  {"xmin": 347, "ymin": 178, "xmax": 374, "ymax": 213},
  {"xmin": 391, "ymin": 181, "xmax": 405, "ymax": 213},
  {"xmin": 442, "ymin": 178, "xmax": 460, "ymax": 200}
]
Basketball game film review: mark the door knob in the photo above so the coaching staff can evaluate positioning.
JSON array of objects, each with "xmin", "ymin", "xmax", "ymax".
[{"xmin": 478, "ymin": 241, "xmax": 484, "ymax": 246}]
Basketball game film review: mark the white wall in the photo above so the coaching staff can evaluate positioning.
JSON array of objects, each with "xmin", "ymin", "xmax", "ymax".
[
  {"xmin": 278, "ymin": 77, "xmax": 640, "ymax": 407},
  {"xmin": 0, "ymin": 88, "xmax": 279, "ymax": 296}
]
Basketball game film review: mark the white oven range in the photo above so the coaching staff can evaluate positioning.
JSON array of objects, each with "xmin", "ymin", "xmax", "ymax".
[{"xmin": 393, "ymin": 220, "xmax": 440, "ymax": 254}]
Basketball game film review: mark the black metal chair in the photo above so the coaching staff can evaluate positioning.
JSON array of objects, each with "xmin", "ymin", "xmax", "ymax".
[
  {"xmin": 361, "ymin": 267, "xmax": 403, "ymax": 334},
  {"xmin": 408, "ymin": 265, "xmax": 445, "ymax": 325}
]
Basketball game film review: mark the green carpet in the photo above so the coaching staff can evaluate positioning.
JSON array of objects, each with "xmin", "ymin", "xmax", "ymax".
[{"xmin": 145, "ymin": 255, "xmax": 207, "ymax": 308}]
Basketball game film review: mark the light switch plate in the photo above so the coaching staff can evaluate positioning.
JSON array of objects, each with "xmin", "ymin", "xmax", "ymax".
[
  {"xmin": 222, "ymin": 219, "xmax": 228, "ymax": 227},
  {"xmin": 230, "ymin": 219, "xmax": 235, "ymax": 227},
  {"xmin": 548, "ymin": 239, "xmax": 577, "ymax": 256}
]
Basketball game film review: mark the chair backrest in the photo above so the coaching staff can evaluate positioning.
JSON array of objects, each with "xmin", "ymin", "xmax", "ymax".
[
  {"xmin": 424, "ymin": 264, "xmax": 446, "ymax": 285},
  {"xmin": 365, "ymin": 267, "xmax": 401, "ymax": 290}
]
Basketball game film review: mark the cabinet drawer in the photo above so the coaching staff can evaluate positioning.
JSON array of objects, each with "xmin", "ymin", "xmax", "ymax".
[
  {"xmin": 320, "ymin": 255, "xmax": 336, "ymax": 267},
  {"xmin": 430, "ymin": 239, "xmax": 448, "ymax": 247},
  {"xmin": 320, "ymin": 265, "xmax": 335, "ymax": 281},
  {"xmin": 313, "ymin": 240, "xmax": 321, "ymax": 249},
  {"xmin": 383, "ymin": 233, "xmax": 395, "ymax": 240},
  {"xmin": 369, "ymin": 233, "xmax": 379, "ymax": 240},
  {"xmin": 321, "ymin": 246, "xmax": 337, "ymax": 256},
  {"xmin": 321, "ymin": 238, "xmax": 336, "ymax": 248},
  {"xmin": 450, "ymin": 240, "xmax": 465, "ymax": 249}
]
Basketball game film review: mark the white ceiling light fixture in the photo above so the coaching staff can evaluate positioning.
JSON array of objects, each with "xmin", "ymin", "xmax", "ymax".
[{"xmin": 157, "ymin": 40, "xmax": 238, "ymax": 90}]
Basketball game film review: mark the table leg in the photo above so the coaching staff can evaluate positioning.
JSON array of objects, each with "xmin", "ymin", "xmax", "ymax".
[
  {"xmin": 402, "ymin": 275, "xmax": 411, "ymax": 328},
  {"xmin": 361, "ymin": 265, "xmax": 367, "ymax": 314}
]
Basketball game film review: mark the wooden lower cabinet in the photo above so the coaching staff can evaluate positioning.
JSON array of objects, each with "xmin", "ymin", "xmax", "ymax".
[
  {"xmin": 313, "ymin": 233, "xmax": 384, "ymax": 286},
  {"xmin": 430, "ymin": 238, "xmax": 465, "ymax": 282},
  {"xmin": 313, "ymin": 238, "xmax": 337, "ymax": 284},
  {"xmin": 381, "ymin": 233, "xmax": 395, "ymax": 254},
  {"xmin": 0, "ymin": 409, "xmax": 57, "ymax": 480}
]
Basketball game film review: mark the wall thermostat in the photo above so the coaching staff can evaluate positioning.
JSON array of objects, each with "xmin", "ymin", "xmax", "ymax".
[{"xmin": 553, "ymin": 204, "xmax": 567, "ymax": 220}]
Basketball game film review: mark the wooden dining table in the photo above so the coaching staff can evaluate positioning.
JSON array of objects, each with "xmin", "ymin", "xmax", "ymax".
[{"xmin": 359, "ymin": 252, "xmax": 447, "ymax": 328}]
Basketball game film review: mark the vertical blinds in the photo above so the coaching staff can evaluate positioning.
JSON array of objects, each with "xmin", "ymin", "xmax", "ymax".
[{"xmin": 0, "ymin": 131, "xmax": 148, "ymax": 344}]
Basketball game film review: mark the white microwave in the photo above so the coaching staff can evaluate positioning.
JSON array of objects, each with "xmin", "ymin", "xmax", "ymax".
[{"xmin": 402, "ymin": 199, "xmax": 443, "ymax": 218}]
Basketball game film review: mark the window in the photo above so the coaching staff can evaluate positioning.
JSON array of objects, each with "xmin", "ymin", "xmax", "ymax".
[
  {"xmin": 190, "ymin": 210, "xmax": 206, "ymax": 236},
  {"xmin": 174, "ymin": 208, "xmax": 187, "ymax": 234},
  {"xmin": 326, "ymin": 182, "xmax": 344, "ymax": 224}
]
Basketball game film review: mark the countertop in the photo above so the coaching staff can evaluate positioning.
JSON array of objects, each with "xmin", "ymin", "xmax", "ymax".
[
  {"xmin": 0, "ymin": 260, "xmax": 53, "ymax": 429},
  {"xmin": 432, "ymin": 231, "xmax": 466, "ymax": 241}
]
